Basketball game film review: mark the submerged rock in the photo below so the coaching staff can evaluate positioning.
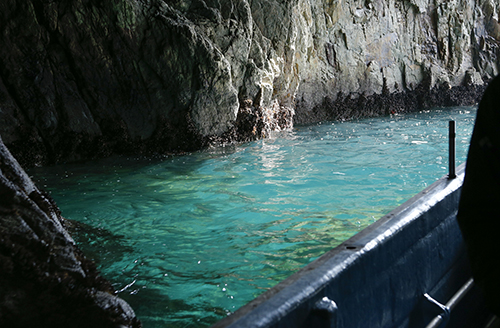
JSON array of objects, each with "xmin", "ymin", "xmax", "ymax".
[
  {"xmin": 0, "ymin": 137, "xmax": 141, "ymax": 327},
  {"xmin": 0, "ymin": 0, "xmax": 498, "ymax": 165}
]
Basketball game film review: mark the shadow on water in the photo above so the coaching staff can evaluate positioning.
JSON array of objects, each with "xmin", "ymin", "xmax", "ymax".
[
  {"xmin": 117, "ymin": 286, "xmax": 225, "ymax": 328},
  {"xmin": 29, "ymin": 152, "xmax": 207, "ymax": 182},
  {"xmin": 64, "ymin": 219, "xmax": 134, "ymax": 267}
]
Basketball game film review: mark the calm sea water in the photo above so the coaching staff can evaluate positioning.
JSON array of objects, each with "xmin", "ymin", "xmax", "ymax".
[{"xmin": 29, "ymin": 106, "xmax": 476, "ymax": 327}]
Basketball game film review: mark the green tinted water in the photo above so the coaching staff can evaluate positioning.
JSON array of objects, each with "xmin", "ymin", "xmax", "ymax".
[{"xmin": 29, "ymin": 107, "xmax": 476, "ymax": 327}]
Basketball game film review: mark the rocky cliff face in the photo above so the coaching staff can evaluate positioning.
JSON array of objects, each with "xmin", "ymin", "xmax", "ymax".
[
  {"xmin": 0, "ymin": 136, "xmax": 141, "ymax": 327},
  {"xmin": 0, "ymin": 0, "xmax": 498, "ymax": 166}
]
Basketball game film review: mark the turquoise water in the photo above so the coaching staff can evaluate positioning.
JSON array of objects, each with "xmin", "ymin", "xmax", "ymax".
[{"xmin": 29, "ymin": 106, "xmax": 476, "ymax": 327}]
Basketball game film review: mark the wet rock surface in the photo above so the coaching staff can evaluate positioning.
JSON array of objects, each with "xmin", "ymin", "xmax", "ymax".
[
  {"xmin": 0, "ymin": 137, "xmax": 141, "ymax": 327},
  {"xmin": 0, "ymin": 0, "xmax": 498, "ymax": 167}
]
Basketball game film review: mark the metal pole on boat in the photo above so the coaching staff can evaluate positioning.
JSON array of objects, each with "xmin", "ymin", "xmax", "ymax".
[
  {"xmin": 448, "ymin": 121, "xmax": 456, "ymax": 179},
  {"xmin": 424, "ymin": 278, "xmax": 475, "ymax": 328}
]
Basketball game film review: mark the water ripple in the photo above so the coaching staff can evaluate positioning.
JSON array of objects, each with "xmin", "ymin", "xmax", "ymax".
[{"xmin": 29, "ymin": 106, "xmax": 477, "ymax": 328}]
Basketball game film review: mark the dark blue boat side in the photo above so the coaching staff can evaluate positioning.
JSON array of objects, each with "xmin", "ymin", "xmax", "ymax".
[{"xmin": 211, "ymin": 164, "xmax": 493, "ymax": 328}]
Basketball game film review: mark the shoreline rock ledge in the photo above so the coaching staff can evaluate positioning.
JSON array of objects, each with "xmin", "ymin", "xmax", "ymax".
[
  {"xmin": 0, "ymin": 0, "xmax": 499, "ymax": 167},
  {"xmin": 0, "ymin": 136, "xmax": 141, "ymax": 328}
]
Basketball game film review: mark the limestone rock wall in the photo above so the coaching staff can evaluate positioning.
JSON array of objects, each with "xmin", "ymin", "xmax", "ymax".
[
  {"xmin": 289, "ymin": 0, "xmax": 499, "ymax": 122},
  {"xmin": 0, "ymin": 0, "xmax": 498, "ymax": 165}
]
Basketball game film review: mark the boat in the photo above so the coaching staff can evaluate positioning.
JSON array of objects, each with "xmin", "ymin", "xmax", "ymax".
[{"xmin": 210, "ymin": 163, "xmax": 495, "ymax": 327}]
